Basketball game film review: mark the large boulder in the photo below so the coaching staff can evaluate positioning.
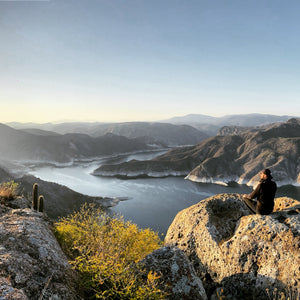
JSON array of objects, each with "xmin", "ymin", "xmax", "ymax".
[
  {"xmin": 139, "ymin": 245, "xmax": 207, "ymax": 299},
  {"xmin": 165, "ymin": 193, "xmax": 300, "ymax": 299},
  {"xmin": 0, "ymin": 206, "xmax": 81, "ymax": 299}
]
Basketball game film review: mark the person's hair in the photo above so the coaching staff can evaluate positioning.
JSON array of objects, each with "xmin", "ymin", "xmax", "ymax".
[{"xmin": 261, "ymin": 168, "xmax": 273, "ymax": 179}]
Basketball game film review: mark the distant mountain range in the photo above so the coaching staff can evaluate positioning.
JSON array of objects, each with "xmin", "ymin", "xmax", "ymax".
[
  {"xmin": 9, "ymin": 113, "xmax": 296, "ymax": 137},
  {"xmin": 162, "ymin": 113, "xmax": 296, "ymax": 135},
  {"xmin": 0, "ymin": 124, "xmax": 158, "ymax": 163},
  {"xmin": 162, "ymin": 113, "xmax": 295, "ymax": 126},
  {"xmin": 93, "ymin": 118, "xmax": 300, "ymax": 186},
  {"xmin": 3, "ymin": 114, "xmax": 299, "ymax": 182},
  {"xmin": 0, "ymin": 122, "xmax": 209, "ymax": 163},
  {"xmin": 6, "ymin": 122, "xmax": 209, "ymax": 149}
]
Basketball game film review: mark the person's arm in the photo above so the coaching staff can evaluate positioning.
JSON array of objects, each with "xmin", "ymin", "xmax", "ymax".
[{"xmin": 247, "ymin": 183, "xmax": 261, "ymax": 200}]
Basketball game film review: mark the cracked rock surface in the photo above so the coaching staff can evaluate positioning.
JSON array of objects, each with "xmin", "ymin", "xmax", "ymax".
[
  {"xmin": 165, "ymin": 194, "xmax": 300, "ymax": 299},
  {"xmin": 0, "ymin": 198, "xmax": 80, "ymax": 300},
  {"xmin": 139, "ymin": 245, "xmax": 207, "ymax": 300}
]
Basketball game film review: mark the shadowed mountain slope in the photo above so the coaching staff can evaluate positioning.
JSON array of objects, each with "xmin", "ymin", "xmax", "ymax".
[
  {"xmin": 0, "ymin": 124, "xmax": 155, "ymax": 163},
  {"xmin": 8, "ymin": 122, "xmax": 208, "ymax": 146}
]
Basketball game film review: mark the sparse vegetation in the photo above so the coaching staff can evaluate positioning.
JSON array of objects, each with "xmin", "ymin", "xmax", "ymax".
[
  {"xmin": 38, "ymin": 195, "xmax": 44, "ymax": 212},
  {"xmin": 54, "ymin": 203, "xmax": 165, "ymax": 299},
  {"xmin": 32, "ymin": 183, "xmax": 39, "ymax": 210},
  {"xmin": 0, "ymin": 180, "xmax": 20, "ymax": 200}
]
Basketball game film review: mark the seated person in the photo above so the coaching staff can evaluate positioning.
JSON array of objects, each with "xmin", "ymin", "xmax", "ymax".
[{"xmin": 243, "ymin": 169, "xmax": 277, "ymax": 215}]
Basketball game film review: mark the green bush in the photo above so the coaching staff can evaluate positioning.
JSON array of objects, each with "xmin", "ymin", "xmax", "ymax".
[{"xmin": 54, "ymin": 203, "xmax": 165, "ymax": 299}]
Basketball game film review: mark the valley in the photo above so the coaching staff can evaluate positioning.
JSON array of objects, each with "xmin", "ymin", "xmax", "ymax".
[
  {"xmin": 26, "ymin": 151, "xmax": 300, "ymax": 235},
  {"xmin": 1, "ymin": 114, "xmax": 299, "ymax": 234}
]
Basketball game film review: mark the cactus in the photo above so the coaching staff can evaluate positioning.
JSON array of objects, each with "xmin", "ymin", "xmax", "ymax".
[
  {"xmin": 32, "ymin": 183, "xmax": 45, "ymax": 213},
  {"xmin": 38, "ymin": 195, "xmax": 44, "ymax": 213},
  {"xmin": 32, "ymin": 183, "xmax": 38, "ymax": 210}
]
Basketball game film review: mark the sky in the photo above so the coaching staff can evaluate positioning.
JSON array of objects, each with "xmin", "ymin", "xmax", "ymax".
[{"xmin": 1, "ymin": 0, "xmax": 300, "ymax": 123}]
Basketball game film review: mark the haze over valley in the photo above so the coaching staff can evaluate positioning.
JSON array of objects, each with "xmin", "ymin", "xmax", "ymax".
[
  {"xmin": 1, "ymin": 114, "xmax": 299, "ymax": 182},
  {"xmin": 0, "ymin": 113, "xmax": 299, "ymax": 224}
]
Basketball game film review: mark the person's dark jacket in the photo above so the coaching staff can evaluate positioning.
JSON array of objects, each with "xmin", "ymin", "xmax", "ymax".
[{"xmin": 248, "ymin": 178, "xmax": 277, "ymax": 214}]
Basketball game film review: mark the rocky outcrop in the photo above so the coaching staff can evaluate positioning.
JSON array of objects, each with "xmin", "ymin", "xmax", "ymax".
[
  {"xmin": 0, "ymin": 195, "xmax": 31, "ymax": 210},
  {"xmin": 139, "ymin": 245, "xmax": 207, "ymax": 299},
  {"xmin": 0, "ymin": 202, "xmax": 80, "ymax": 299},
  {"xmin": 165, "ymin": 193, "xmax": 300, "ymax": 299},
  {"xmin": 93, "ymin": 118, "xmax": 300, "ymax": 185},
  {"xmin": 217, "ymin": 125, "xmax": 261, "ymax": 136}
]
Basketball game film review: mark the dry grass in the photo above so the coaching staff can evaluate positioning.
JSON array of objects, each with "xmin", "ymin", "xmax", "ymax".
[{"xmin": 0, "ymin": 181, "xmax": 20, "ymax": 200}]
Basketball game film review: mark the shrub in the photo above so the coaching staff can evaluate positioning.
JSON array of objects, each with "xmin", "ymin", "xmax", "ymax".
[
  {"xmin": 0, "ymin": 180, "xmax": 20, "ymax": 200},
  {"xmin": 54, "ymin": 203, "xmax": 165, "ymax": 299}
]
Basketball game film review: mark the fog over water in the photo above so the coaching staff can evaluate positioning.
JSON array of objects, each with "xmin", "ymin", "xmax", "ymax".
[{"xmin": 28, "ymin": 151, "xmax": 300, "ymax": 235}]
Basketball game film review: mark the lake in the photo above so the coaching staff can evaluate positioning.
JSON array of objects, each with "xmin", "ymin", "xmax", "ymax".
[{"xmin": 28, "ymin": 150, "xmax": 300, "ymax": 235}]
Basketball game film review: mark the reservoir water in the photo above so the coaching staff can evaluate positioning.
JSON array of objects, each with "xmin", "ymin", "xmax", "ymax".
[{"xmin": 28, "ymin": 151, "xmax": 300, "ymax": 235}]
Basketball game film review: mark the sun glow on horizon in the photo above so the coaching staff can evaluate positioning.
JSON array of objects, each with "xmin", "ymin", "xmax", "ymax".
[{"xmin": 1, "ymin": 1, "xmax": 300, "ymax": 123}]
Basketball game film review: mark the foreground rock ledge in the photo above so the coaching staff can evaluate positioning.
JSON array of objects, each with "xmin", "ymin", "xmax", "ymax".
[
  {"xmin": 165, "ymin": 193, "xmax": 300, "ymax": 299},
  {"xmin": 139, "ymin": 245, "xmax": 207, "ymax": 300},
  {"xmin": 0, "ymin": 201, "xmax": 80, "ymax": 300}
]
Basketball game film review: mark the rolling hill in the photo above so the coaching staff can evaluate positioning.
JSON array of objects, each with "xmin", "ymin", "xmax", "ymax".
[{"xmin": 0, "ymin": 124, "xmax": 156, "ymax": 163}]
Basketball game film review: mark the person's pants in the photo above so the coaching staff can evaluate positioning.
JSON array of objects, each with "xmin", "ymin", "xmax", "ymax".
[{"xmin": 242, "ymin": 197, "xmax": 257, "ymax": 214}]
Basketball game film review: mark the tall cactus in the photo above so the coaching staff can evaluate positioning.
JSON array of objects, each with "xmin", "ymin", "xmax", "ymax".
[
  {"xmin": 32, "ymin": 183, "xmax": 38, "ymax": 210},
  {"xmin": 38, "ymin": 195, "xmax": 44, "ymax": 213}
]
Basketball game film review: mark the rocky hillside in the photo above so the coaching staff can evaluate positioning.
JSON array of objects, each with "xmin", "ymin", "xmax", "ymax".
[
  {"xmin": 217, "ymin": 125, "xmax": 262, "ymax": 136},
  {"xmin": 93, "ymin": 118, "xmax": 300, "ymax": 186},
  {"xmin": 0, "ymin": 124, "xmax": 157, "ymax": 163},
  {"xmin": 1, "ymin": 188, "xmax": 299, "ymax": 299}
]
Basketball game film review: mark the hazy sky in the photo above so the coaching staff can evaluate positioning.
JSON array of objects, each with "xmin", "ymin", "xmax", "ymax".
[{"xmin": 1, "ymin": 0, "xmax": 300, "ymax": 123}]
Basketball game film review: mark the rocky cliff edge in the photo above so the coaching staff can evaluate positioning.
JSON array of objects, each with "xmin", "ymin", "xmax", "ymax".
[
  {"xmin": 0, "ymin": 197, "xmax": 80, "ymax": 300},
  {"xmin": 164, "ymin": 194, "xmax": 300, "ymax": 299},
  {"xmin": 1, "ymin": 193, "xmax": 300, "ymax": 299}
]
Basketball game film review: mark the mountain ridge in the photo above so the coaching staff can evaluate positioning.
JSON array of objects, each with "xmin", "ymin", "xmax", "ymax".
[
  {"xmin": 93, "ymin": 118, "xmax": 300, "ymax": 186},
  {"xmin": 8, "ymin": 113, "xmax": 296, "ymax": 138},
  {"xmin": 0, "ymin": 123, "xmax": 161, "ymax": 163},
  {"xmin": 162, "ymin": 113, "xmax": 296, "ymax": 126},
  {"xmin": 7, "ymin": 122, "xmax": 209, "ymax": 146}
]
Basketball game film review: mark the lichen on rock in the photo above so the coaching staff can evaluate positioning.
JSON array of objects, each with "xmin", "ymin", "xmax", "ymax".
[
  {"xmin": 139, "ymin": 245, "xmax": 207, "ymax": 300},
  {"xmin": 0, "ymin": 205, "xmax": 80, "ymax": 299},
  {"xmin": 165, "ymin": 193, "xmax": 300, "ymax": 299}
]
